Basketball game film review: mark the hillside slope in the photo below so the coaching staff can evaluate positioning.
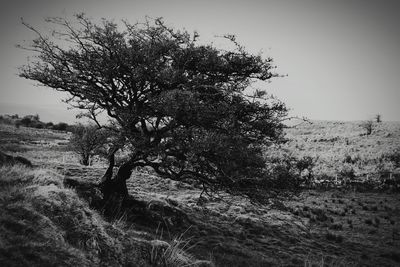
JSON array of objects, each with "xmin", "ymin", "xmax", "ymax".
[
  {"xmin": 0, "ymin": 165, "xmax": 211, "ymax": 267},
  {"xmin": 280, "ymin": 120, "xmax": 400, "ymax": 178},
  {"xmin": 1, "ymin": 122, "xmax": 400, "ymax": 266}
]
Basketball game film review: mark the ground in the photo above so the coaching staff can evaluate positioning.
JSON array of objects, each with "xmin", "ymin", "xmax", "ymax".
[{"xmin": 0, "ymin": 121, "xmax": 399, "ymax": 266}]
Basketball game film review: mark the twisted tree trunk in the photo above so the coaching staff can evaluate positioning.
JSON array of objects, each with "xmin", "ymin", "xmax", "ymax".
[
  {"xmin": 80, "ymin": 155, "xmax": 90, "ymax": 166},
  {"xmin": 100, "ymin": 153, "xmax": 135, "ymax": 202},
  {"xmin": 101, "ymin": 152, "xmax": 115, "ymax": 183},
  {"xmin": 98, "ymin": 153, "xmax": 137, "ymax": 218}
]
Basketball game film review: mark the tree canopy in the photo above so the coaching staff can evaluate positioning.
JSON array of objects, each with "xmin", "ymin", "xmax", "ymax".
[{"xmin": 19, "ymin": 14, "xmax": 289, "ymax": 203}]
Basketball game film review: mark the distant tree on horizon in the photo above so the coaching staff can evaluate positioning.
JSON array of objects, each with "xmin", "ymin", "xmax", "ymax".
[
  {"xmin": 375, "ymin": 114, "xmax": 382, "ymax": 123},
  {"xmin": 18, "ymin": 14, "xmax": 291, "ymax": 204}
]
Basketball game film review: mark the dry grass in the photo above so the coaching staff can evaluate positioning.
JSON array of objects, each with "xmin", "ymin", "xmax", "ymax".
[
  {"xmin": 150, "ymin": 238, "xmax": 195, "ymax": 267},
  {"xmin": 1, "ymin": 121, "xmax": 399, "ymax": 266},
  {"xmin": 0, "ymin": 165, "xmax": 94, "ymax": 266},
  {"xmin": 149, "ymin": 225, "xmax": 212, "ymax": 267},
  {"xmin": 276, "ymin": 121, "xmax": 400, "ymax": 178},
  {"xmin": 0, "ymin": 165, "xmax": 210, "ymax": 266}
]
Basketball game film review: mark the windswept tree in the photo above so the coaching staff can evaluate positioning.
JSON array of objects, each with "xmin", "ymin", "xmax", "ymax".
[{"xmin": 19, "ymin": 15, "xmax": 289, "ymax": 203}]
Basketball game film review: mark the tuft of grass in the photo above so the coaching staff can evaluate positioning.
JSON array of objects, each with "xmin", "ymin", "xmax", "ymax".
[
  {"xmin": 149, "ymin": 227, "xmax": 213, "ymax": 267},
  {"xmin": 150, "ymin": 238, "xmax": 195, "ymax": 267}
]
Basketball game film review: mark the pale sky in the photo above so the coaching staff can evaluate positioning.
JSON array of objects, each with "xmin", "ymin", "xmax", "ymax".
[{"xmin": 0, "ymin": 0, "xmax": 399, "ymax": 123}]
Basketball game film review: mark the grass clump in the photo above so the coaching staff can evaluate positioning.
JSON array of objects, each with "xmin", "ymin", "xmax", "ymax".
[{"xmin": 150, "ymin": 238, "xmax": 197, "ymax": 267}]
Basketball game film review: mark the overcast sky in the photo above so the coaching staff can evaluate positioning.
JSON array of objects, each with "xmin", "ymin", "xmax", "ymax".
[{"xmin": 1, "ymin": 0, "xmax": 399, "ymax": 123}]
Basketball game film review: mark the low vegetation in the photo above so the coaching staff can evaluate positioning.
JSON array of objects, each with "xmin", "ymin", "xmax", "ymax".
[
  {"xmin": 0, "ymin": 114, "xmax": 71, "ymax": 131},
  {"xmin": 1, "ymin": 121, "xmax": 399, "ymax": 266},
  {"xmin": 0, "ymin": 164, "xmax": 212, "ymax": 267},
  {"xmin": 279, "ymin": 120, "xmax": 400, "ymax": 190}
]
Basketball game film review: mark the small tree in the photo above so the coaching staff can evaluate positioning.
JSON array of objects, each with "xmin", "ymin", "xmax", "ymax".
[
  {"xmin": 69, "ymin": 124, "xmax": 110, "ymax": 166},
  {"xmin": 19, "ymin": 15, "xmax": 289, "ymax": 203},
  {"xmin": 360, "ymin": 120, "xmax": 374, "ymax": 135},
  {"xmin": 375, "ymin": 114, "xmax": 382, "ymax": 123}
]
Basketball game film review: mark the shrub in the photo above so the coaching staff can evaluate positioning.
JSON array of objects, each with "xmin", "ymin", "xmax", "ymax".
[
  {"xmin": 53, "ymin": 122, "xmax": 69, "ymax": 131},
  {"xmin": 360, "ymin": 120, "xmax": 374, "ymax": 135},
  {"xmin": 31, "ymin": 121, "xmax": 45, "ymax": 129},
  {"xmin": 264, "ymin": 151, "xmax": 317, "ymax": 190},
  {"xmin": 264, "ymin": 153, "xmax": 303, "ymax": 192},
  {"xmin": 338, "ymin": 165, "xmax": 356, "ymax": 181},
  {"xmin": 45, "ymin": 122, "xmax": 54, "ymax": 129},
  {"xmin": 296, "ymin": 156, "xmax": 315, "ymax": 182},
  {"xmin": 0, "ymin": 115, "xmax": 13, "ymax": 125},
  {"xmin": 19, "ymin": 116, "xmax": 32, "ymax": 126},
  {"xmin": 5, "ymin": 114, "xmax": 63, "ymax": 130},
  {"xmin": 386, "ymin": 150, "xmax": 400, "ymax": 167}
]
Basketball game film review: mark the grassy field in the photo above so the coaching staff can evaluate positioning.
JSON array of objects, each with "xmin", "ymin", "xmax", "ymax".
[
  {"xmin": 282, "ymin": 120, "xmax": 400, "ymax": 178},
  {"xmin": 1, "ymin": 121, "xmax": 400, "ymax": 266}
]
